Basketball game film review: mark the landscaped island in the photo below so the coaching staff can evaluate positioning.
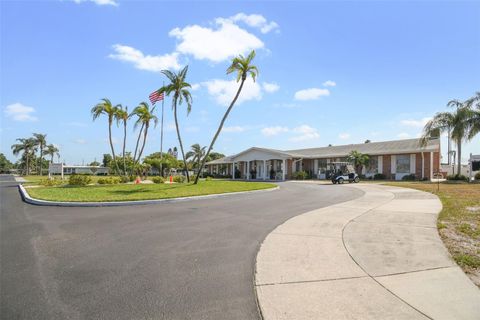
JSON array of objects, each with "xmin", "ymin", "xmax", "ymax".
[{"xmin": 25, "ymin": 180, "xmax": 275, "ymax": 202}]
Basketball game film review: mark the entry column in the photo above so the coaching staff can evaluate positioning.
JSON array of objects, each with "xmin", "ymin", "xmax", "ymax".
[{"xmin": 263, "ymin": 160, "xmax": 267, "ymax": 180}]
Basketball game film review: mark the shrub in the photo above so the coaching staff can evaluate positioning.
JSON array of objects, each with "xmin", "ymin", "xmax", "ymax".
[
  {"xmin": 447, "ymin": 174, "xmax": 468, "ymax": 181},
  {"xmin": 97, "ymin": 178, "xmax": 108, "ymax": 185},
  {"xmin": 402, "ymin": 174, "xmax": 416, "ymax": 181},
  {"xmin": 293, "ymin": 170, "xmax": 308, "ymax": 180},
  {"xmin": 119, "ymin": 176, "xmax": 129, "ymax": 183},
  {"xmin": 68, "ymin": 174, "xmax": 92, "ymax": 186},
  {"xmin": 39, "ymin": 178, "xmax": 63, "ymax": 186},
  {"xmin": 475, "ymin": 172, "xmax": 480, "ymax": 180},
  {"xmin": 373, "ymin": 173, "xmax": 386, "ymax": 180},
  {"xmin": 152, "ymin": 176, "xmax": 165, "ymax": 184},
  {"xmin": 205, "ymin": 176, "xmax": 213, "ymax": 181},
  {"xmin": 128, "ymin": 175, "xmax": 136, "ymax": 182},
  {"xmin": 173, "ymin": 175, "xmax": 185, "ymax": 183}
]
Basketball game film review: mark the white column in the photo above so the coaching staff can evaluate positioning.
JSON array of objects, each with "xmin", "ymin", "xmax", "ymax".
[
  {"xmin": 246, "ymin": 161, "xmax": 250, "ymax": 180},
  {"xmin": 232, "ymin": 162, "xmax": 235, "ymax": 179},
  {"xmin": 263, "ymin": 160, "xmax": 267, "ymax": 180},
  {"xmin": 391, "ymin": 155, "xmax": 396, "ymax": 175},
  {"xmin": 378, "ymin": 156, "xmax": 383, "ymax": 174},
  {"xmin": 314, "ymin": 160, "xmax": 319, "ymax": 178},
  {"xmin": 282, "ymin": 159, "xmax": 286, "ymax": 180},
  {"xmin": 61, "ymin": 163, "xmax": 64, "ymax": 180},
  {"xmin": 410, "ymin": 154, "xmax": 416, "ymax": 175},
  {"xmin": 421, "ymin": 153, "xmax": 425, "ymax": 179}
]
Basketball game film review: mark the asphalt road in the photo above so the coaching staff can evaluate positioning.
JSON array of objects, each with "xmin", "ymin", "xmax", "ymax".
[{"xmin": 0, "ymin": 174, "xmax": 363, "ymax": 320}]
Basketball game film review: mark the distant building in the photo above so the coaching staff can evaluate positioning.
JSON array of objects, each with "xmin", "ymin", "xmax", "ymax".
[
  {"xmin": 48, "ymin": 163, "xmax": 109, "ymax": 177},
  {"xmin": 206, "ymin": 138, "xmax": 440, "ymax": 181}
]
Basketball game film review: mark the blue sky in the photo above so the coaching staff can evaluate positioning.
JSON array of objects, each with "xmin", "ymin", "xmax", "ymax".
[{"xmin": 1, "ymin": 0, "xmax": 479, "ymax": 164}]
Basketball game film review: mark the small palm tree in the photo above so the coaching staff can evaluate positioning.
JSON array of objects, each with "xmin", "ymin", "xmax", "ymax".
[
  {"xmin": 33, "ymin": 133, "xmax": 47, "ymax": 175},
  {"xmin": 131, "ymin": 102, "xmax": 158, "ymax": 167},
  {"xmin": 114, "ymin": 105, "xmax": 129, "ymax": 176},
  {"xmin": 11, "ymin": 138, "xmax": 37, "ymax": 175},
  {"xmin": 43, "ymin": 144, "xmax": 60, "ymax": 163},
  {"xmin": 194, "ymin": 50, "xmax": 258, "ymax": 184},
  {"xmin": 91, "ymin": 98, "xmax": 121, "ymax": 174},
  {"xmin": 186, "ymin": 143, "xmax": 206, "ymax": 175},
  {"xmin": 465, "ymin": 91, "xmax": 480, "ymax": 140},
  {"xmin": 158, "ymin": 66, "xmax": 193, "ymax": 182},
  {"xmin": 422, "ymin": 100, "xmax": 472, "ymax": 176},
  {"xmin": 347, "ymin": 150, "xmax": 369, "ymax": 174}
]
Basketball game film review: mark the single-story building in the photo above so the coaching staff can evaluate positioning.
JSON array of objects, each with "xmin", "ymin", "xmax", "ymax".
[
  {"xmin": 205, "ymin": 138, "xmax": 441, "ymax": 181},
  {"xmin": 48, "ymin": 163, "xmax": 109, "ymax": 178}
]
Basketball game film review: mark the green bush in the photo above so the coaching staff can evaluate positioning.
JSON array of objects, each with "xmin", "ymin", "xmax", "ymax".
[
  {"xmin": 98, "ymin": 177, "xmax": 121, "ymax": 185},
  {"xmin": 68, "ymin": 174, "xmax": 92, "ymax": 186},
  {"xmin": 119, "ymin": 176, "xmax": 129, "ymax": 183},
  {"xmin": 205, "ymin": 176, "xmax": 213, "ymax": 181},
  {"xmin": 152, "ymin": 176, "xmax": 165, "ymax": 184},
  {"xmin": 293, "ymin": 170, "xmax": 308, "ymax": 180},
  {"xmin": 475, "ymin": 172, "xmax": 480, "ymax": 180},
  {"xmin": 173, "ymin": 175, "xmax": 185, "ymax": 183},
  {"xmin": 97, "ymin": 178, "xmax": 108, "ymax": 185},
  {"xmin": 39, "ymin": 178, "xmax": 63, "ymax": 186},
  {"xmin": 373, "ymin": 173, "xmax": 386, "ymax": 180},
  {"xmin": 447, "ymin": 174, "xmax": 468, "ymax": 181},
  {"xmin": 402, "ymin": 174, "xmax": 416, "ymax": 181}
]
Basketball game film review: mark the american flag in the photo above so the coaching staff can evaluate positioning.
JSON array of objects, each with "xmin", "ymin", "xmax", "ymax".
[{"xmin": 149, "ymin": 89, "xmax": 164, "ymax": 105}]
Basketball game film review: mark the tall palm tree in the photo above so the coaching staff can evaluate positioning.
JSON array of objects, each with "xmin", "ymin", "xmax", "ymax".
[
  {"xmin": 158, "ymin": 66, "xmax": 193, "ymax": 182},
  {"xmin": 131, "ymin": 102, "xmax": 158, "ymax": 167},
  {"xmin": 43, "ymin": 144, "xmax": 60, "ymax": 163},
  {"xmin": 91, "ymin": 98, "xmax": 121, "ymax": 175},
  {"xmin": 33, "ymin": 133, "xmax": 47, "ymax": 175},
  {"xmin": 186, "ymin": 143, "xmax": 206, "ymax": 174},
  {"xmin": 114, "ymin": 105, "xmax": 129, "ymax": 176},
  {"xmin": 11, "ymin": 138, "xmax": 37, "ymax": 175},
  {"xmin": 465, "ymin": 91, "xmax": 480, "ymax": 140},
  {"xmin": 194, "ymin": 50, "xmax": 258, "ymax": 184},
  {"xmin": 422, "ymin": 100, "xmax": 472, "ymax": 176}
]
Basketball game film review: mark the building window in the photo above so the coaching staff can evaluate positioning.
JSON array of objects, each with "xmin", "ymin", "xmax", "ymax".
[
  {"xmin": 396, "ymin": 155, "xmax": 410, "ymax": 173},
  {"xmin": 366, "ymin": 156, "xmax": 378, "ymax": 174}
]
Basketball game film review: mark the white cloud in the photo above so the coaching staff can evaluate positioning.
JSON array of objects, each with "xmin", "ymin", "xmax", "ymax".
[
  {"xmin": 165, "ymin": 122, "xmax": 176, "ymax": 132},
  {"xmin": 323, "ymin": 80, "xmax": 336, "ymax": 87},
  {"xmin": 261, "ymin": 126, "xmax": 289, "ymax": 136},
  {"xmin": 185, "ymin": 126, "xmax": 200, "ymax": 133},
  {"xmin": 4, "ymin": 102, "xmax": 38, "ymax": 121},
  {"xmin": 169, "ymin": 18, "xmax": 264, "ymax": 62},
  {"xmin": 190, "ymin": 83, "xmax": 200, "ymax": 91},
  {"xmin": 339, "ymin": 133, "xmax": 350, "ymax": 140},
  {"xmin": 203, "ymin": 78, "xmax": 261, "ymax": 106},
  {"xmin": 397, "ymin": 132, "xmax": 410, "ymax": 139},
  {"xmin": 400, "ymin": 117, "xmax": 431, "ymax": 128},
  {"xmin": 109, "ymin": 44, "xmax": 181, "ymax": 72},
  {"xmin": 262, "ymin": 82, "xmax": 279, "ymax": 93},
  {"xmin": 289, "ymin": 125, "xmax": 320, "ymax": 142},
  {"xmin": 227, "ymin": 13, "xmax": 279, "ymax": 34},
  {"xmin": 72, "ymin": 0, "xmax": 118, "ymax": 6},
  {"xmin": 223, "ymin": 126, "xmax": 247, "ymax": 133},
  {"xmin": 74, "ymin": 139, "xmax": 87, "ymax": 144},
  {"xmin": 294, "ymin": 88, "xmax": 330, "ymax": 101}
]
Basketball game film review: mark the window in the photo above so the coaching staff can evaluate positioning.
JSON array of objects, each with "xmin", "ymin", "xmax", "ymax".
[
  {"xmin": 396, "ymin": 155, "xmax": 410, "ymax": 173},
  {"xmin": 366, "ymin": 156, "xmax": 378, "ymax": 174}
]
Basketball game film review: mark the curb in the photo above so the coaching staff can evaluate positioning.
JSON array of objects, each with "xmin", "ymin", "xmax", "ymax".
[{"xmin": 18, "ymin": 184, "xmax": 280, "ymax": 207}]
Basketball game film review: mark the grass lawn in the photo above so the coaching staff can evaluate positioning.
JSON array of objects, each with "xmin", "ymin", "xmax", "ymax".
[
  {"xmin": 383, "ymin": 181, "xmax": 480, "ymax": 287},
  {"xmin": 26, "ymin": 180, "xmax": 275, "ymax": 202}
]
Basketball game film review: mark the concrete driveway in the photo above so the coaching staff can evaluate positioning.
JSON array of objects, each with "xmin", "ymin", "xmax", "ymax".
[{"xmin": 0, "ymin": 175, "xmax": 363, "ymax": 320}]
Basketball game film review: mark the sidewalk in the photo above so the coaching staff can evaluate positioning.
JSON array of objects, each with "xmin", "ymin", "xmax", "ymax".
[{"xmin": 255, "ymin": 184, "xmax": 480, "ymax": 320}]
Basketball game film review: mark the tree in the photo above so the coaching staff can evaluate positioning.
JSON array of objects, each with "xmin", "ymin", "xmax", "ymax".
[
  {"xmin": 422, "ymin": 100, "xmax": 472, "ymax": 176},
  {"xmin": 11, "ymin": 138, "xmax": 37, "ymax": 175},
  {"xmin": 43, "ymin": 144, "xmax": 60, "ymax": 163},
  {"xmin": 206, "ymin": 152, "xmax": 225, "ymax": 162},
  {"xmin": 131, "ymin": 102, "xmax": 158, "ymax": 167},
  {"xmin": 158, "ymin": 66, "xmax": 193, "ymax": 182},
  {"xmin": 465, "ymin": 91, "xmax": 480, "ymax": 140},
  {"xmin": 102, "ymin": 154, "xmax": 112, "ymax": 167},
  {"xmin": 347, "ymin": 150, "xmax": 369, "ymax": 174},
  {"xmin": 194, "ymin": 50, "xmax": 258, "ymax": 184},
  {"xmin": 144, "ymin": 152, "xmax": 181, "ymax": 176},
  {"xmin": 115, "ymin": 105, "xmax": 129, "ymax": 176},
  {"xmin": 89, "ymin": 161, "xmax": 101, "ymax": 166},
  {"xmin": 91, "ymin": 98, "xmax": 121, "ymax": 175},
  {"xmin": 33, "ymin": 133, "xmax": 47, "ymax": 175},
  {"xmin": 186, "ymin": 143, "xmax": 206, "ymax": 174},
  {"xmin": 364, "ymin": 139, "xmax": 371, "ymax": 143},
  {"xmin": 0, "ymin": 153, "xmax": 13, "ymax": 173}
]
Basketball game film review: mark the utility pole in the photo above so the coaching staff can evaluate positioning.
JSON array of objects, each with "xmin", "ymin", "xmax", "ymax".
[{"xmin": 160, "ymin": 82, "xmax": 165, "ymax": 177}]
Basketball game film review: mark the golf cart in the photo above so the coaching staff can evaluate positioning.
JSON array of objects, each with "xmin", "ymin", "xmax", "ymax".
[{"xmin": 328, "ymin": 162, "xmax": 360, "ymax": 184}]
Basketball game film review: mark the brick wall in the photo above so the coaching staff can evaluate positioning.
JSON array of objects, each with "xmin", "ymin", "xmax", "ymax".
[
  {"xmin": 383, "ymin": 155, "xmax": 391, "ymax": 179},
  {"xmin": 415, "ymin": 153, "xmax": 423, "ymax": 178}
]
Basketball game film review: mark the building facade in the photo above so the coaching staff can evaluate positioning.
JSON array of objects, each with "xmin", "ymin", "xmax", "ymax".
[{"xmin": 206, "ymin": 138, "xmax": 441, "ymax": 181}]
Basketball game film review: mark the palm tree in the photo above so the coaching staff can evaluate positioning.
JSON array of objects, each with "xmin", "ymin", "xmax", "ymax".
[
  {"xmin": 33, "ymin": 133, "xmax": 47, "ymax": 175},
  {"xmin": 43, "ymin": 144, "xmax": 60, "ymax": 163},
  {"xmin": 465, "ymin": 91, "xmax": 480, "ymax": 140},
  {"xmin": 158, "ymin": 66, "xmax": 193, "ymax": 182},
  {"xmin": 11, "ymin": 138, "xmax": 37, "ymax": 175},
  {"xmin": 114, "ymin": 105, "xmax": 129, "ymax": 176},
  {"xmin": 131, "ymin": 102, "xmax": 158, "ymax": 167},
  {"xmin": 422, "ymin": 100, "xmax": 472, "ymax": 176},
  {"xmin": 91, "ymin": 98, "xmax": 121, "ymax": 175},
  {"xmin": 186, "ymin": 143, "xmax": 206, "ymax": 175},
  {"xmin": 347, "ymin": 150, "xmax": 369, "ymax": 174},
  {"xmin": 194, "ymin": 50, "xmax": 258, "ymax": 184}
]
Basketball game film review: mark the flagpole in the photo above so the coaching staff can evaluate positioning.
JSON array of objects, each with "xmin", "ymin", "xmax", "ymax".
[{"xmin": 160, "ymin": 82, "xmax": 165, "ymax": 176}]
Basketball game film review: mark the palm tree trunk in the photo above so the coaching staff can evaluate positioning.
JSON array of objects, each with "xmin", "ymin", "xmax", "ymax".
[
  {"xmin": 39, "ymin": 144, "xmax": 44, "ymax": 176},
  {"xmin": 194, "ymin": 79, "xmax": 245, "ymax": 184},
  {"xmin": 173, "ymin": 102, "xmax": 190, "ymax": 182},
  {"xmin": 122, "ymin": 121, "xmax": 127, "ymax": 176},
  {"xmin": 108, "ymin": 118, "xmax": 121, "ymax": 175},
  {"xmin": 136, "ymin": 124, "xmax": 149, "ymax": 166},
  {"xmin": 133, "ymin": 123, "xmax": 145, "ymax": 164},
  {"xmin": 26, "ymin": 149, "xmax": 30, "ymax": 175},
  {"xmin": 457, "ymin": 138, "xmax": 462, "ymax": 177}
]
